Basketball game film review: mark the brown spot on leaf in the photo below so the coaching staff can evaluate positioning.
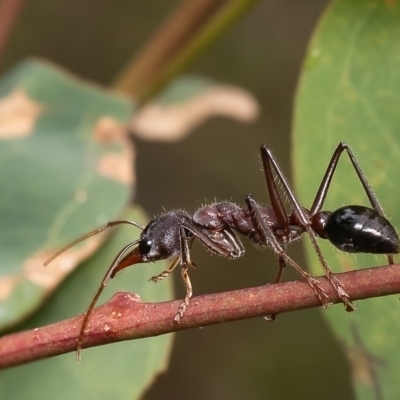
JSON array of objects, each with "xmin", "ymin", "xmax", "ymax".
[
  {"xmin": 130, "ymin": 84, "xmax": 259, "ymax": 142},
  {"xmin": 0, "ymin": 276, "xmax": 20, "ymax": 301},
  {"xmin": 93, "ymin": 117, "xmax": 135, "ymax": 186},
  {"xmin": 93, "ymin": 116, "xmax": 127, "ymax": 143},
  {"xmin": 0, "ymin": 88, "xmax": 44, "ymax": 139},
  {"xmin": 24, "ymin": 236, "xmax": 103, "ymax": 291},
  {"xmin": 75, "ymin": 190, "xmax": 88, "ymax": 203},
  {"xmin": 97, "ymin": 154, "xmax": 133, "ymax": 186}
]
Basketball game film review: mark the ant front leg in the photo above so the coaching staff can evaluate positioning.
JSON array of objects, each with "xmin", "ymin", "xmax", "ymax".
[
  {"xmin": 174, "ymin": 226, "xmax": 194, "ymax": 323},
  {"xmin": 149, "ymin": 255, "xmax": 181, "ymax": 283}
]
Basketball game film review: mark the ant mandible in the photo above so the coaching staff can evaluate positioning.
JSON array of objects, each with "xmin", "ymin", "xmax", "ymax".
[{"xmin": 45, "ymin": 142, "xmax": 399, "ymax": 362}]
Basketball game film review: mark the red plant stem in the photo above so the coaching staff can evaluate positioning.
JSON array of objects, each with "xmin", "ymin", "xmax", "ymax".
[
  {"xmin": 1, "ymin": 262, "xmax": 400, "ymax": 369},
  {"xmin": 0, "ymin": 0, "xmax": 26, "ymax": 63}
]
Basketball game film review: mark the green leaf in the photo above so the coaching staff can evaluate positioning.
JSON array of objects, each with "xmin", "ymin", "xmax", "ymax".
[
  {"xmin": 0, "ymin": 59, "xmax": 133, "ymax": 331},
  {"xmin": 0, "ymin": 206, "xmax": 174, "ymax": 400},
  {"xmin": 293, "ymin": 1, "xmax": 400, "ymax": 398}
]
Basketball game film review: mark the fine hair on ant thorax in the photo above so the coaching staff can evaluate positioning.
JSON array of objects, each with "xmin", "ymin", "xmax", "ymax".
[{"xmin": 45, "ymin": 142, "xmax": 399, "ymax": 362}]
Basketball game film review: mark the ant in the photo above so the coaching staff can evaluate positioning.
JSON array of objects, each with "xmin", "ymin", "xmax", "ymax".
[{"xmin": 45, "ymin": 142, "xmax": 399, "ymax": 362}]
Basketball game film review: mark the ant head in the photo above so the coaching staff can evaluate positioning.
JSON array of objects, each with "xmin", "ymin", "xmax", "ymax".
[
  {"xmin": 115, "ymin": 211, "xmax": 192, "ymax": 272},
  {"xmin": 138, "ymin": 211, "xmax": 192, "ymax": 261}
]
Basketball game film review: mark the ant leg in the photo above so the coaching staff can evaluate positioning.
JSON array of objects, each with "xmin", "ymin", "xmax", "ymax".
[
  {"xmin": 245, "ymin": 195, "xmax": 331, "ymax": 308},
  {"xmin": 149, "ymin": 255, "xmax": 181, "ymax": 282},
  {"xmin": 174, "ymin": 226, "xmax": 194, "ymax": 323},
  {"xmin": 301, "ymin": 228, "xmax": 355, "ymax": 311},
  {"xmin": 275, "ymin": 254, "xmax": 286, "ymax": 284},
  {"xmin": 259, "ymin": 146, "xmax": 289, "ymax": 237},
  {"xmin": 306, "ymin": 229, "xmax": 355, "ymax": 312},
  {"xmin": 174, "ymin": 263, "xmax": 193, "ymax": 323},
  {"xmin": 259, "ymin": 145, "xmax": 354, "ymax": 311},
  {"xmin": 310, "ymin": 143, "xmax": 382, "ymax": 215},
  {"xmin": 265, "ymin": 255, "xmax": 287, "ymax": 322}
]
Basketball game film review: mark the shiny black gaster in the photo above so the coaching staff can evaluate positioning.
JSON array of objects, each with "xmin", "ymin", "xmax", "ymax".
[{"xmin": 324, "ymin": 205, "xmax": 400, "ymax": 254}]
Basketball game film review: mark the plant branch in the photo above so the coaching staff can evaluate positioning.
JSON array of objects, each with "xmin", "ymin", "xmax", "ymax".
[
  {"xmin": 112, "ymin": 0, "xmax": 225, "ymax": 95},
  {"xmin": 112, "ymin": 0, "xmax": 260, "ymax": 103},
  {"xmin": 1, "ymin": 262, "xmax": 400, "ymax": 369}
]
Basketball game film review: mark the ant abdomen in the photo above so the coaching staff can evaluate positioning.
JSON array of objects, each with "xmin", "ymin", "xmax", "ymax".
[{"xmin": 320, "ymin": 205, "xmax": 400, "ymax": 254}]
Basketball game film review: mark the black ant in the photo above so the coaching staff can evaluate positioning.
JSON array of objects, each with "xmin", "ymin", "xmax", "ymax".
[{"xmin": 45, "ymin": 142, "xmax": 399, "ymax": 361}]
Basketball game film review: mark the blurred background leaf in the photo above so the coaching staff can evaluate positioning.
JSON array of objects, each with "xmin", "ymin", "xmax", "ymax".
[
  {"xmin": 0, "ymin": 59, "xmax": 133, "ymax": 330},
  {"xmin": 293, "ymin": 0, "xmax": 400, "ymax": 399}
]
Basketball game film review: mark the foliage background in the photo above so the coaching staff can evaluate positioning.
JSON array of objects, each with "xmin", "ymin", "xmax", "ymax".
[{"xmin": 0, "ymin": 1, "xmax": 360, "ymax": 399}]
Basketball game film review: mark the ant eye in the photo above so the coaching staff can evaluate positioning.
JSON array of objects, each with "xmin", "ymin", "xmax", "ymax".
[{"xmin": 139, "ymin": 239, "xmax": 152, "ymax": 255}]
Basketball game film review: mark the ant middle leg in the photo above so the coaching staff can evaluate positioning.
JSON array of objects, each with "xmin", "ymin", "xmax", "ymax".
[
  {"xmin": 265, "ymin": 255, "xmax": 286, "ymax": 321},
  {"xmin": 274, "ymin": 255, "xmax": 286, "ymax": 284},
  {"xmin": 245, "ymin": 195, "xmax": 331, "ymax": 308},
  {"xmin": 174, "ymin": 263, "xmax": 193, "ymax": 323},
  {"xmin": 174, "ymin": 226, "xmax": 195, "ymax": 323}
]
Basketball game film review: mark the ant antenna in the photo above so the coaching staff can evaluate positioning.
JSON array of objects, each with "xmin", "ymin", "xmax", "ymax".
[
  {"xmin": 76, "ymin": 238, "xmax": 141, "ymax": 364},
  {"xmin": 44, "ymin": 220, "xmax": 144, "ymax": 266},
  {"xmin": 44, "ymin": 219, "xmax": 144, "ymax": 363}
]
